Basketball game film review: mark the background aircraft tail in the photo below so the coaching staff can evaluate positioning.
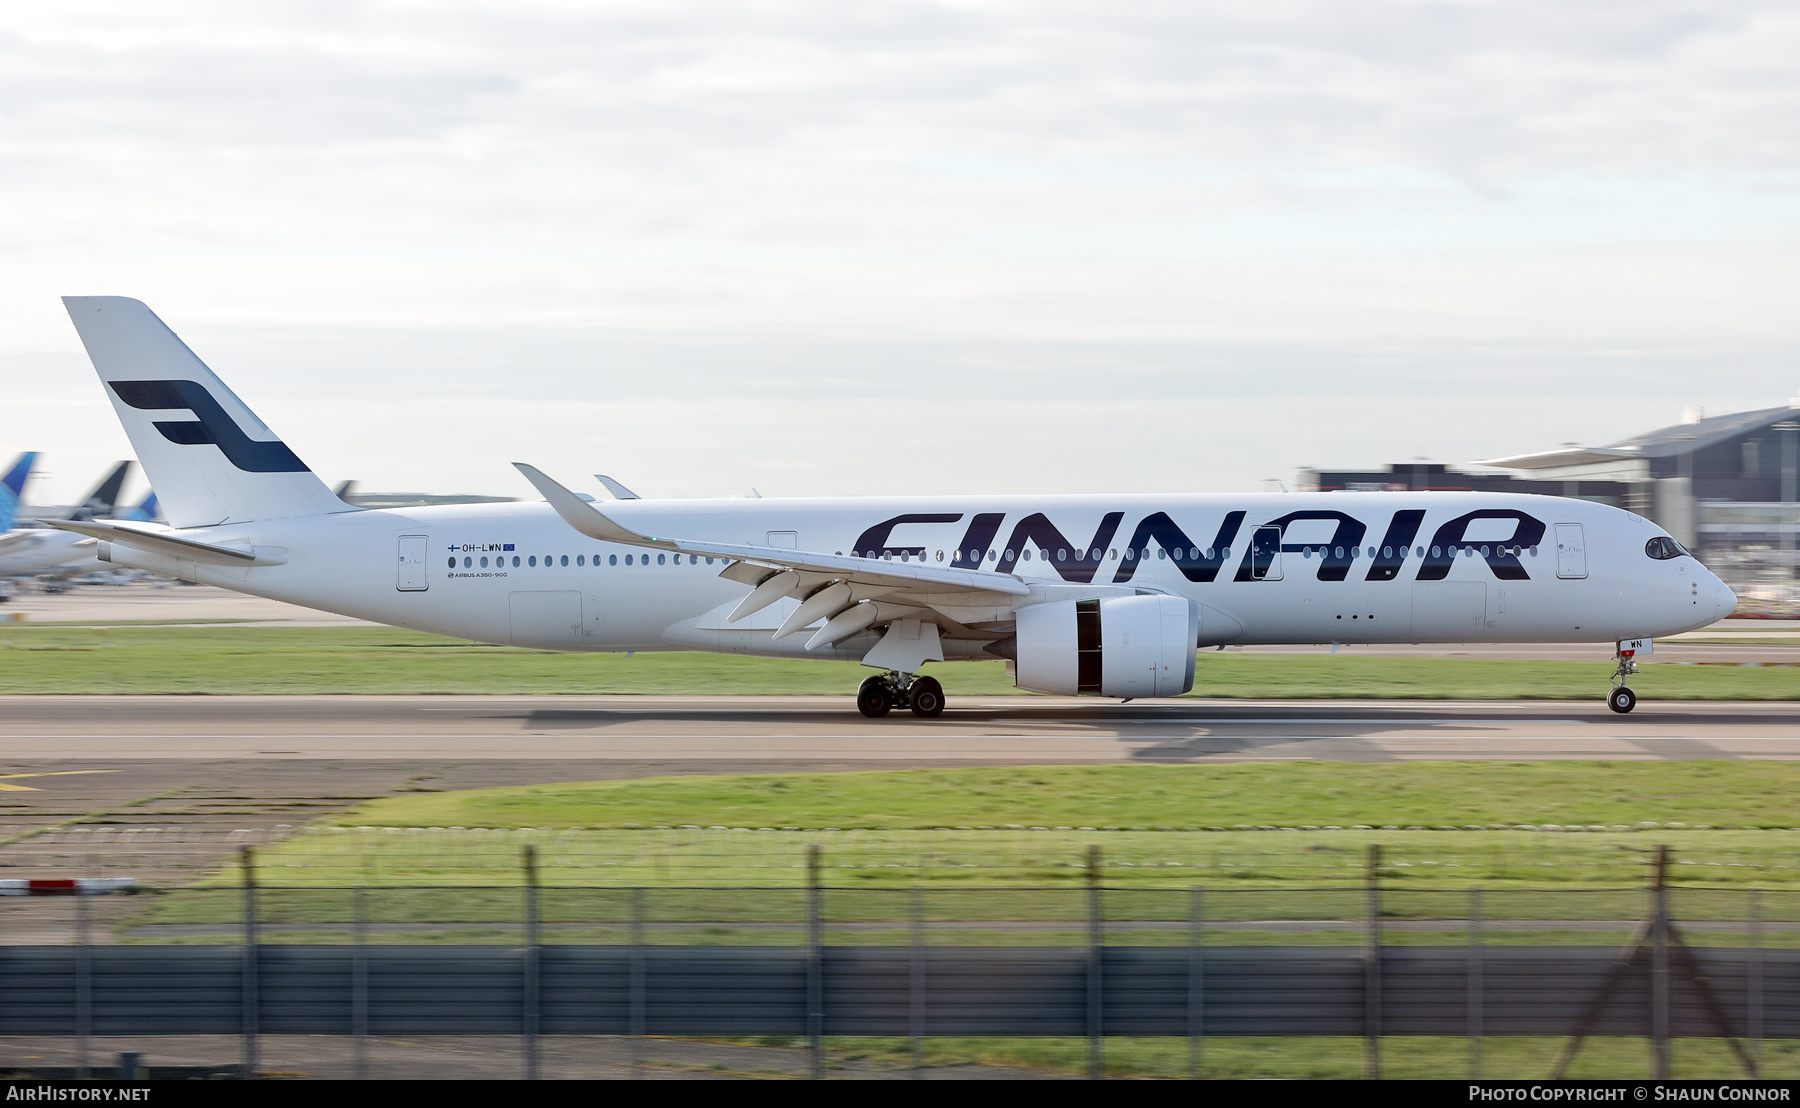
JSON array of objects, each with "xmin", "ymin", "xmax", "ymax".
[
  {"xmin": 62, "ymin": 296, "xmax": 345, "ymax": 528},
  {"xmin": 118, "ymin": 491, "xmax": 160, "ymax": 523},
  {"xmin": 0, "ymin": 452, "xmax": 37, "ymax": 532},
  {"xmin": 66, "ymin": 461, "xmax": 132, "ymax": 521}
]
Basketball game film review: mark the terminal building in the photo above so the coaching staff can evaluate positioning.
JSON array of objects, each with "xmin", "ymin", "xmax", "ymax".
[{"xmin": 1299, "ymin": 396, "xmax": 1800, "ymax": 615}]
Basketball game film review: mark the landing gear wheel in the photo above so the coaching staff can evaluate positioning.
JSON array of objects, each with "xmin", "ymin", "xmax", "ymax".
[
  {"xmin": 856, "ymin": 676, "xmax": 892, "ymax": 718},
  {"xmin": 1608, "ymin": 686, "xmax": 1637, "ymax": 715},
  {"xmin": 909, "ymin": 676, "xmax": 945, "ymax": 718}
]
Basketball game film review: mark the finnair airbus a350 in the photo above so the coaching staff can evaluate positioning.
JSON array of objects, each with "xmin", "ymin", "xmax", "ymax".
[{"xmin": 55, "ymin": 297, "xmax": 1735, "ymax": 716}]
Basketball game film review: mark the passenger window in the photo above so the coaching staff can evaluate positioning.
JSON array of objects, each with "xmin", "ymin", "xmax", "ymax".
[
  {"xmin": 480, "ymin": 556, "xmax": 488, "ymax": 568},
  {"xmin": 625, "ymin": 554, "xmax": 633, "ymax": 565},
  {"xmin": 658, "ymin": 554, "xmax": 666, "ymax": 565},
  {"xmin": 463, "ymin": 556, "xmax": 472, "ymax": 568},
  {"xmin": 706, "ymin": 557, "xmax": 715, "ymax": 565},
  {"xmin": 528, "ymin": 556, "xmax": 537, "ymax": 567},
  {"xmin": 446, "ymin": 557, "xmax": 455, "ymax": 569},
  {"xmin": 576, "ymin": 555, "xmax": 584, "ymax": 566},
  {"xmin": 610, "ymin": 554, "xmax": 618, "ymax": 566}
]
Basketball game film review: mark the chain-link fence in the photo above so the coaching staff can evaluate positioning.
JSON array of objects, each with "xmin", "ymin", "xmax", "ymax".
[{"xmin": 0, "ymin": 845, "xmax": 1795, "ymax": 1079}]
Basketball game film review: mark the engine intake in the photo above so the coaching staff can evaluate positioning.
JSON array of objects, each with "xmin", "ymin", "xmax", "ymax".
[{"xmin": 1012, "ymin": 595, "xmax": 1198, "ymax": 698}]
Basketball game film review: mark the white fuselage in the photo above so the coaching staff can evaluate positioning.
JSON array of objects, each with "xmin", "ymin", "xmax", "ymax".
[
  {"xmin": 0, "ymin": 528, "xmax": 99, "ymax": 578},
  {"xmin": 97, "ymin": 490, "xmax": 1736, "ymax": 662}
]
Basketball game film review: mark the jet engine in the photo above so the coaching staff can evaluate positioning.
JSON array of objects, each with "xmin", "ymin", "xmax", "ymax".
[{"xmin": 1010, "ymin": 595, "xmax": 1198, "ymax": 698}]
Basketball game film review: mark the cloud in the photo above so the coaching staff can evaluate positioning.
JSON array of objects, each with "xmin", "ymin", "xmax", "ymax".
[{"xmin": 1, "ymin": 2, "xmax": 1797, "ymax": 501}]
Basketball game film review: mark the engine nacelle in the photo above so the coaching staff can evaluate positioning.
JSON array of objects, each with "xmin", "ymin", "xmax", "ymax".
[{"xmin": 1013, "ymin": 595, "xmax": 1198, "ymax": 698}]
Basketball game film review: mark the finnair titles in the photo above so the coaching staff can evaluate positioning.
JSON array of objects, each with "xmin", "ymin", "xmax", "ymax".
[{"xmin": 55, "ymin": 297, "xmax": 1736, "ymax": 718}]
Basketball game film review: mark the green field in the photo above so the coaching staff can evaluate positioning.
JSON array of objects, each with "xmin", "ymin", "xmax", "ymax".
[
  {"xmin": 1, "ymin": 624, "xmax": 1795, "ymax": 697},
  {"xmin": 192, "ymin": 763, "xmax": 1800, "ymax": 893},
  {"xmin": 134, "ymin": 761, "xmax": 1800, "ymax": 1079}
]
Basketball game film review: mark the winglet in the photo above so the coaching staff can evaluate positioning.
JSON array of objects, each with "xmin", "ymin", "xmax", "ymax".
[
  {"xmin": 593, "ymin": 475, "xmax": 641, "ymax": 500},
  {"xmin": 514, "ymin": 463, "xmax": 661, "ymax": 546}
]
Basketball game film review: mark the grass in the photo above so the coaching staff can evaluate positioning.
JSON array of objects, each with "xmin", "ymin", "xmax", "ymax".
[
  {"xmin": 329, "ymin": 762, "xmax": 1800, "ymax": 831},
  {"xmin": 162, "ymin": 763, "xmax": 1800, "ymax": 894},
  {"xmin": 0, "ymin": 623, "xmax": 1795, "ymax": 697},
  {"xmin": 809, "ymin": 1035, "xmax": 1797, "ymax": 1079}
]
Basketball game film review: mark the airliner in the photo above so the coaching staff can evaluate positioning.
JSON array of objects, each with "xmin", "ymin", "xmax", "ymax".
[
  {"xmin": 0, "ymin": 460, "xmax": 146, "ymax": 579},
  {"xmin": 53, "ymin": 297, "xmax": 1736, "ymax": 716}
]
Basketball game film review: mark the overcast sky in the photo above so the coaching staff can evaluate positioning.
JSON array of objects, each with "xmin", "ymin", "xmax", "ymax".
[{"xmin": 4, "ymin": 1, "xmax": 1798, "ymax": 505}]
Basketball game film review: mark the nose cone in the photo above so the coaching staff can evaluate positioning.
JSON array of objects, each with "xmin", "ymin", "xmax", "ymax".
[{"xmin": 1705, "ymin": 573, "xmax": 1738, "ymax": 622}]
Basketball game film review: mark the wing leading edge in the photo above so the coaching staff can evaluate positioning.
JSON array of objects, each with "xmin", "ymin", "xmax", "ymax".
[{"xmin": 513, "ymin": 463, "xmax": 1032, "ymax": 652}]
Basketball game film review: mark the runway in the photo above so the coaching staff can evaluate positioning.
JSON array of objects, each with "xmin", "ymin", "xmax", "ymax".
[{"xmin": 1, "ymin": 693, "xmax": 1795, "ymax": 762}]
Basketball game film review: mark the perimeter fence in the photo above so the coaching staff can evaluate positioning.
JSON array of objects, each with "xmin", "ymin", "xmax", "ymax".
[{"xmin": 2, "ymin": 845, "xmax": 1798, "ymax": 1080}]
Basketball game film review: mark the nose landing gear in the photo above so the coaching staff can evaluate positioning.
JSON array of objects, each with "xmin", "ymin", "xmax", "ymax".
[
  {"xmin": 856, "ymin": 672, "xmax": 946, "ymax": 719},
  {"xmin": 1607, "ymin": 647, "xmax": 1641, "ymax": 714}
]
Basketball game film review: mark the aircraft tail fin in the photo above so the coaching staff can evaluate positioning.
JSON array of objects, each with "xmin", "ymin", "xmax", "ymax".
[
  {"xmin": 62, "ymin": 297, "xmax": 345, "ymax": 528},
  {"xmin": 67, "ymin": 461, "xmax": 132, "ymax": 521},
  {"xmin": 119, "ymin": 491, "xmax": 160, "ymax": 523},
  {"xmin": 0, "ymin": 452, "xmax": 38, "ymax": 532}
]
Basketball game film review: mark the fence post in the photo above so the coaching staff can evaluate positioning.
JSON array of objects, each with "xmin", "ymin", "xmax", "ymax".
[
  {"xmin": 241, "ymin": 845, "xmax": 258, "ymax": 1081},
  {"xmin": 523, "ymin": 845, "xmax": 540, "ymax": 1081},
  {"xmin": 1087, "ymin": 844, "xmax": 1103, "ymax": 1080},
  {"xmin": 1748, "ymin": 887, "xmax": 1763, "ymax": 1074},
  {"xmin": 1652, "ymin": 845, "xmax": 1670, "ymax": 1080},
  {"xmin": 630, "ymin": 886, "xmax": 645, "ymax": 1079},
  {"xmin": 909, "ymin": 884, "xmax": 924, "ymax": 1079},
  {"xmin": 353, "ymin": 884, "xmax": 368, "ymax": 1081},
  {"xmin": 1364, "ymin": 844, "xmax": 1381, "ymax": 1081},
  {"xmin": 807, "ymin": 844, "xmax": 822, "ymax": 1080},
  {"xmin": 75, "ymin": 886, "xmax": 91, "ymax": 1080},
  {"xmin": 1468, "ymin": 886, "xmax": 1482, "ymax": 1079},
  {"xmin": 1188, "ymin": 885, "xmax": 1203, "ymax": 1080}
]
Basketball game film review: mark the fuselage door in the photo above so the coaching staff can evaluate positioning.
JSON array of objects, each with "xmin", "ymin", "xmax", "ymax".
[
  {"xmin": 1554, "ymin": 524, "xmax": 1588, "ymax": 580},
  {"xmin": 1249, "ymin": 525, "xmax": 1283, "ymax": 581},
  {"xmin": 397, "ymin": 535, "xmax": 428, "ymax": 592}
]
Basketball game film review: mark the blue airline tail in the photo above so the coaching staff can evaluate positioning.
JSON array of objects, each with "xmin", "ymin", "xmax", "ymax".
[
  {"xmin": 0, "ymin": 451, "xmax": 38, "ymax": 532},
  {"xmin": 119, "ymin": 491, "xmax": 160, "ymax": 523}
]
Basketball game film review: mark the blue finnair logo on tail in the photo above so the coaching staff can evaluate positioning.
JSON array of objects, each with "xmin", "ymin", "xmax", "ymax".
[{"xmin": 108, "ymin": 380, "xmax": 309, "ymax": 474}]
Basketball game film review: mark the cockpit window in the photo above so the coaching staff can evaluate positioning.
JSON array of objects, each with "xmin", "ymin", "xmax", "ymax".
[{"xmin": 1645, "ymin": 536, "xmax": 1688, "ymax": 560}]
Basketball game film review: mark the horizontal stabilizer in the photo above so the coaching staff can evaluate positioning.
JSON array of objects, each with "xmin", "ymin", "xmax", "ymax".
[{"xmin": 47, "ymin": 520, "xmax": 283, "ymax": 566}]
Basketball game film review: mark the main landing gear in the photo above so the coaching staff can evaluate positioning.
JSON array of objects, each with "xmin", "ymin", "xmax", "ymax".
[
  {"xmin": 1608, "ymin": 649, "xmax": 1640, "ymax": 715},
  {"xmin": 857, "ymin": 672, "xmax": 945, "ymax": 719}
]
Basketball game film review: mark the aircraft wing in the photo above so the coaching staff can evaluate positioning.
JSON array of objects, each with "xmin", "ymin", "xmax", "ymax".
[
  {"xmin": 515, "ymin": 463, "xmax": 1031, "ymax": 647},
  {"xmin": 0, "ymin": 530, "xmax": 44, "ymax": 553}
]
